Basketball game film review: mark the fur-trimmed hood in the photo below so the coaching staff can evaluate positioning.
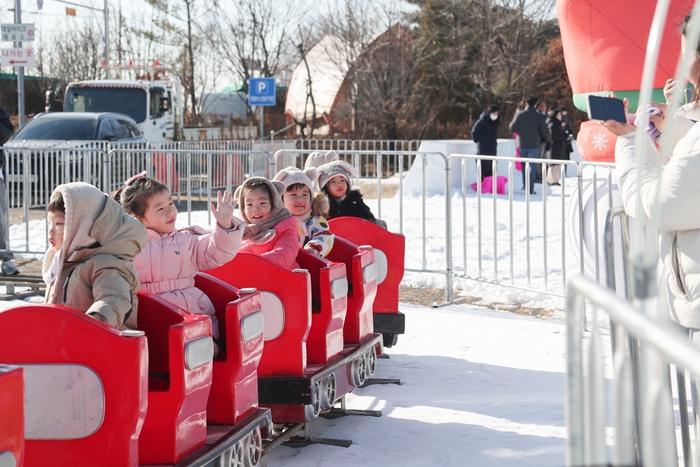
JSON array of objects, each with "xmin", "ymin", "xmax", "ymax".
[{"xmin": 311, "ymin": 191, "xmax": 329, "ymax": 218}]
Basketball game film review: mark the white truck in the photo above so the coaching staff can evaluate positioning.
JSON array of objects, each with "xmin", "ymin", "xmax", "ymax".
[
  {"xmin": 62, "ymin": 66, "xmax": 258, "ymax": 142},
  {"xmin": 63, "ymin": 70, "xmax": 183, "ymax": 142}
]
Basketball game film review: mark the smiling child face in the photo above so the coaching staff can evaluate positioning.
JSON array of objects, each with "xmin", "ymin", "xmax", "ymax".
[
  {"xmin": 283, "ymin": 185, "xmax": 312, "ymax": 217},
  {"xmin": 244, "ymin": 187, "xmax": 272, "ymax": 224},
  {"xmin": 138, "ymin": 189, "xmax": 177, "ymax": 234}
]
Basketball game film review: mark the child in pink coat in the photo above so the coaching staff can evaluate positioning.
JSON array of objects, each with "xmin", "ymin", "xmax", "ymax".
[
  {"xmin": 116, "ymin": 172, "xmax": 245, "ymax": 355},
  {"xmin": 234, "ymin": 177, "xmax": 300, "ymax": 269}
]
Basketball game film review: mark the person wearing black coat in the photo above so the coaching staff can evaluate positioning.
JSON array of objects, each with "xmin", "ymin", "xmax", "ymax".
[
  {"xmin": 325, "ymin": 188, "xmax": 376, "ymax": 222},
  {"xmin": 471, "ymin": 104, "xmax": 500, "ymax": 180},
  {"xmin": 545, "ymin": 108, "xmax": 568, "ymax": 186},
  {"xmin": 0, "ymin": 107, "xmax": 19, "ymax": 275}
]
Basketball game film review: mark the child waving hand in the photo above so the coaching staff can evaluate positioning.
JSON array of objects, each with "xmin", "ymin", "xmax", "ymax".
[{"xmin": 116, "ymin": 172, "xmax": 245, "ymax": 355}]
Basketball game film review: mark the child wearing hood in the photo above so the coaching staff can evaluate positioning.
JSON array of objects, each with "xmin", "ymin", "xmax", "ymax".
[
  {"xmin": 273, "ymin": 166, "xmax": 335, "ymax": 257},
  {"xmin": 115, "ymin": 173, "xmax": 244, "ymax": 352},
  {"xmin": 317, "ymin": 160, "xmax": 385, "ymax": 227},
  {"xmin": 43, "ymin": 182, "xmax": 148, "ymax": 330},
  {"xmin": 235, "ymin": 177, "xmax": 300, "ymax": 269}
]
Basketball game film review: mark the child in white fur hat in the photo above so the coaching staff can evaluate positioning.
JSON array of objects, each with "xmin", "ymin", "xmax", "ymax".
[
  {"xmin": 317, "ymin": 160, "xmax": 384, "ymax": 227},
  {"xmin": 272, "ymin": 166, "xmax": 335, "ymax": 257}
]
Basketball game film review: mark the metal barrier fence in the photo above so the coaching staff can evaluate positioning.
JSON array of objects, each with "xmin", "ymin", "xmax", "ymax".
[
  {"xmin": 295, "ymin": 139, "xmax": 420, "ymax": 179},
  {"xmin": 566, "ymin": 206, "xmax": 700, "ymax": 467},
  {"xmin": 566, "ymin": 274, "xmax": 699, "ymax": 467},
  {"xmin": 449, "ymin": 154, "xmax": 581, "ymax": 297},
  {"xmin": 2, "ymin": 144, "xmax": 272, "ymax": 255},
  {"xmin": 274, "ymin": 148, "xmax": 455, "ymax": 301},
  {"xmin": 1, "ymin": 141, "xmax": 621, "ymax": 307}
]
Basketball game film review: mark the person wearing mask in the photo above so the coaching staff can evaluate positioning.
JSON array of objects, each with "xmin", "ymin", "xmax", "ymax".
[{"xmin": 471, "ymin": 104, "xmax": 501, "ymax": 181}]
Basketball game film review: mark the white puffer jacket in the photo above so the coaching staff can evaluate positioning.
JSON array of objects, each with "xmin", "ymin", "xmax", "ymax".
[{"xmin": 615, "ymin": 104, "xmax": 700, "ymax": 329}]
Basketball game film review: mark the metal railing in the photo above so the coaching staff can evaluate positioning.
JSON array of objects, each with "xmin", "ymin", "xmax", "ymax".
[
  {"xmin": 449, "ymin": 154, "xmax": 580, "ymax": 297},
  {"xmin": 566, "ymin": 274, "xmax": 700, "ymax": 467},
  {"xmin": 294, "ymin": 139, "xmax": 420, "ymax": 178},
  {"xmin": 0, "ymin": 139, "xmax": 621, "ymax": 309},
  {"xmin": 1, "ymin": 145, "xmax": 273, "ymax": 255}
]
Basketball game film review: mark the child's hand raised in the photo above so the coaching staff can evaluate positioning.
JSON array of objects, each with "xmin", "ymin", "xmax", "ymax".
[{"xmin": 211, "ymin": 190, "xmax": 235, "ymax": 230}]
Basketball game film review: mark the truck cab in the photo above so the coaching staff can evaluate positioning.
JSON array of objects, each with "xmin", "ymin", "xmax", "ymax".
[{"xmin": 64, "ymin": 77, "xmax": 182, "ymax": 142}]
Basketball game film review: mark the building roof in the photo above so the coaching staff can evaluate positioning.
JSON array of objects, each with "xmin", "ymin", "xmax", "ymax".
[{"xmin": 285, "ymin": 34, "xmax": 350, "ymax": 122}]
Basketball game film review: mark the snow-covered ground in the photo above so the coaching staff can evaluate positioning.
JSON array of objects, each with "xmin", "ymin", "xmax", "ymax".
[{"xmin": 265, "ymin": 303, "xmax": 574, "ymax": 467}]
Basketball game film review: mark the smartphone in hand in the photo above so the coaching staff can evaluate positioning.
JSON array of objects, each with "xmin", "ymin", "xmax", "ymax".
[{"xmin": 586, "ymin": 95, "xmax": 626, "ymax": 123}]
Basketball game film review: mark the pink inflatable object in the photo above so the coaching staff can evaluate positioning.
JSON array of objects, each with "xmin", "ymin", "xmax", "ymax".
[{"xmin": 471, "ymin": 175, "xmax": 508, "ymax": 194}]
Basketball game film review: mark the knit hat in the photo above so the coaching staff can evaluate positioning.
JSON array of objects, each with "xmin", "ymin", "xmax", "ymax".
[
  {"xmin": 304, "ymin": 150, "xmax": 339, "ymax": 169},
  {"xmin": 317, "ymin": 160, "xmax": 359, "ymax": 190},
  {"xmin": 272, "ymin": 166, "xmax": 319, "ymax": 195}
]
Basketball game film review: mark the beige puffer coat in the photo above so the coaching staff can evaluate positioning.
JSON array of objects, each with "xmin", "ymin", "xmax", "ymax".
[{"xmin": 43, "ymin": 182, "xmax": 147, "ymax": 329}]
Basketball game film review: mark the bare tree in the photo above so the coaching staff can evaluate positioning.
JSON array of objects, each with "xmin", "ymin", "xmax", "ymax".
[
  {"xmin": 47, "ymin": 25, "xmax": 105, "ymax": 83},
  {"xmin": 140, "ymin": 0, "xmax": 218, "ymax": 124},
  {"xmin": 213, "ymin": 0, "xmax": 304, "ymax": 119},
  {"xmin": 288, "ymin": 24, "xmax": 322, "ymax": 138}
]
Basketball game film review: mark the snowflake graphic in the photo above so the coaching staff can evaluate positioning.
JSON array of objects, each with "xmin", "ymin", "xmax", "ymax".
[{"xmin": 592, "ymin": 132, "xmax": 608, "ymax": 151}]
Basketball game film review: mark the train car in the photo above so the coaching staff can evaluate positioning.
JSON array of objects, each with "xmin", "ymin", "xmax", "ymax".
[
  {"xmin": 0, "ymin": 230, "xmax": 400, "ymax": 462},
  {"xmin": 205, "ymin": 247, "xmax": 383, "ymax": 425},
  {"xmin": 328, "ymin": 217, "xmax": 406, "ymax": 347},
  {"xmin": 0, "ymin": 291, "xmax": 271, "ymax": 467},
  {"xmin": 0, "ymin": 365, "xmax": 23, "ymax": 467}
]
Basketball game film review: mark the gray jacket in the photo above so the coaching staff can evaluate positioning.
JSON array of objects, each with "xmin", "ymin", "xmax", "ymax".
[{"xmin": 509, "ymin": 106, "xmax": 551, "ymax": 149}]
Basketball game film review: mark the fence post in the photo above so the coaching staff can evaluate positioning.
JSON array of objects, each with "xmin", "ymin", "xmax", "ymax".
[{"xmin": 445, "ymin": 155, "xmax": 453, "ymax": 304}]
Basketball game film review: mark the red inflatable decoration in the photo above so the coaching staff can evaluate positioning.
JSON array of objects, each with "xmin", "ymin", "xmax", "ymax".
[{"xmin": 557, "ymin": 0, "xmax": 694, "ymax": 114}]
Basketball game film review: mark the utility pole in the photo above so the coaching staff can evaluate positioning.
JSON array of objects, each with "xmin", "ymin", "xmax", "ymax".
[
  {"xmin": 15, "ymin": 0, "xmax": 25, "ymax": 128},
  {"xmin": 104, "ymin": 0, "xmax": 108, "ymax": 79}
]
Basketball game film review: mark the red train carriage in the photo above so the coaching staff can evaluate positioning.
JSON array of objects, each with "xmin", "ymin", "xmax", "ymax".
[
  {"xmin": 0, "ymin": 297, "xmax": 271, "ymax": 466},
  {"xmin": 0, "ymin": 365, "xmax": 23, "ymax": 467},
  {"xmin": 205, "ymin": 248, "xmax": 383, "ymax": 425},
  {"xmin": 328, "ymin": 217, "xmax": 406, "ymax": 347}
]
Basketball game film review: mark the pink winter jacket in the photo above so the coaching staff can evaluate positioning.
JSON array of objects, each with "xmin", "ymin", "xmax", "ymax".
[
  {"xmin": 133, "ymin": 220, "xmax": 245, "ymax": 337},
  {"xmin": 239, "ymin": 217, "xmax": 300, "ymax": 269}
]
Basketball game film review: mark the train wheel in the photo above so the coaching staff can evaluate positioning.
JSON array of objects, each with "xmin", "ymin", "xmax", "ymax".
[
  {"xmin": 320, "ymin": 373, "xmax": 337, "ymax": 410},
  {"xmin": 366, "ymin": 346, "xmax": 377, "ymax": 379},
  {"xmin": 304, "ymin": 381, "xmax": 321, "ymax": 420},
  {"xmin": 217, "ymin": 440, "xmax": 245, "ymax": 467},
  {"xmin": 351, "ymin": 354, "xmax": 367, "ymax": 387},
  {"xmin": 244, "ymin": 426, "xmax": 263, "ymax": 467}
]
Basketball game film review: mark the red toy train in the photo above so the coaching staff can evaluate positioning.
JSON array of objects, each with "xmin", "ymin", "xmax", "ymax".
[{"xmin": 0, "ymin": 217, "xmax": 406, "ymax": 466}]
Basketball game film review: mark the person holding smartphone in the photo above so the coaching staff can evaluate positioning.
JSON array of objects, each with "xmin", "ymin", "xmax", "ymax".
[{"xmin": 603, "ymin": 12, "xmax": 700, "ymax": 334}]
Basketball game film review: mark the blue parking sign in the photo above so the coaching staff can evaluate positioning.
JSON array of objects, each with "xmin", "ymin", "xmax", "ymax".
[{"xmin": 248, "ymin": 77, "xmax": 276, "ymax": 106}]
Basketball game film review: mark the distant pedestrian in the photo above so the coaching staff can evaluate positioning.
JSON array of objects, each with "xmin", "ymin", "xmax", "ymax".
[
  {"xmin": 0, "ymin": 107, "xmax": 19, "ymax": 275},
  {"xmin": 545, "ymin": 108, "xmax": 568, "ymax": 185},
  {"xmin": 509, "ymin": 96, "xmax": 551, "ymax": 194},
  {"xmin": 471, "ymin": 104, "xmax": 501, "ymax": 181}
]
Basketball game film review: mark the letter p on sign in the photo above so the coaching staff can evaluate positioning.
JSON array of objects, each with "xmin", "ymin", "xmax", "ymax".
[{"xmin": 257, "ymin": 81, "xmax": 267, "ymax": 94}]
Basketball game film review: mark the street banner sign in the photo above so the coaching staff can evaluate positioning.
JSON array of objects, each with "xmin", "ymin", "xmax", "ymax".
[
  {"xmin": 248, "ymin": 77, "xmax": 276, "ymax": 106},
  {"xmin": 1, "ymin": 48, "xmax": 35, "ymax": 67},
  {"xmin": 1, "ymin": 24, "xmax": 35, "ymax": 42}
]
